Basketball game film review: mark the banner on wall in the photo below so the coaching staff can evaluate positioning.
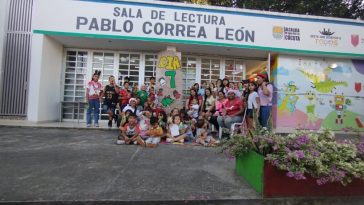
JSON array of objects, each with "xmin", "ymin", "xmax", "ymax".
[
  {"xmin": 155, "ymin": 48, "xmax": 183, "ymax": 110},
  {"xmin": 32, "ymin": 0, "xmax": 364, "ymax": 57}
]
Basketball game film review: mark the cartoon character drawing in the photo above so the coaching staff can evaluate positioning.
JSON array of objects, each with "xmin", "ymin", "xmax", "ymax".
[
  {"xmin": 330, "ymin": 93, "xmax": 349, "ymax": 124},
  {"xmin": 299, "ymin": 69, "xmax": 348, "ymax": 93},
  {"xmin": 173, "ymin": 90, "xmax": 181, "ymax": 99},
  {"xmin": 161, "ymin": 95, "xmax": 174, "ymax": 107},
  {"xmin": 278, "ymin": 81, "xmax": 299, "ymax": 116},
  {"xmin": 158, "ymin": 77, "xmax": 166, "ymax": 87},
  {"xmin": 304, "ymin": 91, "xmax": 318, "ymax": 126}
]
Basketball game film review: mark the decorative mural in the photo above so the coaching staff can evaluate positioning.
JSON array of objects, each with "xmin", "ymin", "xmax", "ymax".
[
  {"xmin": 156, "ymin": 49, "xmax": 183, "ymax": 111},
  {"xmin": 273, "ymin": 55, "xmax": 364, "ymax": 132}
]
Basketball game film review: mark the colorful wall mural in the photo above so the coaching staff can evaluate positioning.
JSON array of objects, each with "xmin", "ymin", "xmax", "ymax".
[
  {"xmin": 273, "ymin": 55, "xmax": 364, "ymax": 132},
  {"xmin": 156, "ymin": 48, "xmax": 184, "ymax": 111}
]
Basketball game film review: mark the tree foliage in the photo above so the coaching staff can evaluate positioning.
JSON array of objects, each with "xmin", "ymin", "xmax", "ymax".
[{"xmin": 171, "ymin": 0, "xmax": 364, "ymax": 19}]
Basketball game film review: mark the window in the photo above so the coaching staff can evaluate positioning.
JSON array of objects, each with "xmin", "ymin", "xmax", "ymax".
[
  {"xmin": 201, "ymin": 58, "xmax": 221, "ymax": 83},
  {"xmin": 62, "ymin": 50, "xmax": 88, "ymax": 119},
  {"xmin": 182, "ymin": 56, "xmax": 197, "ymax": 103},
  {"xmin": 119, "ymin": 53, "xmax": 140, "ymax": 86},
  {"xmin": 144, "ymin": 54, "xmax": 157, "ymax": 86},
  {"xmin": 225, "ymin": 59, "xmax": 245, "ymax": 82},
  {"xmin": 92, "ymin": 52, "xmax": 114, "ymax": 85}
]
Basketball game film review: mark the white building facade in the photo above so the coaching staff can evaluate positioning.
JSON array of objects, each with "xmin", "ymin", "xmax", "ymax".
[{"xmin": 1, "ymin": 0, "xmax": 364, "ymax": 132}]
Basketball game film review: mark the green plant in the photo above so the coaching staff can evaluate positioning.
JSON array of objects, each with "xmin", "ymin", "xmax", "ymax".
[{"xmin": 220, "ymin": 128, "xmax": 364, "ymax": 186}]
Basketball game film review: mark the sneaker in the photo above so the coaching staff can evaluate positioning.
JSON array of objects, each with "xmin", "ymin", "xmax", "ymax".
[
  {"xmin": 108, "ymin": 120, "xmax": 112, "ymax": 128},
  {"xmin": 179, "ymin": 139, "xmax": 184, "ymax": 143},
  {"xmin": 86, "ymin": 124, "xmax": 91, "ymax": 128},
  {"xmin": 94, "ymin": 123, "xmax": 99, "ymax": 128},
  {"xmin": 133, "ymin": 141, "xmax": 138, "ymax": 145},
  {"xmin": 136, "ymin": 136, "xmax": 146, "ymax": 147},
  {"xmin": 166, "ymin": 138, "xmax": 174, "ymax": 143},
  {"xmin": 116, "ymin": 140, "xmax": 125, "ymax": 145}
]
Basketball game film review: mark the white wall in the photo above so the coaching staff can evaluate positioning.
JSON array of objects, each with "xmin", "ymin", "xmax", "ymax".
[
  {"xmin": 0, "ymin": 0, "xmax": 9, "ymax": 88},
  {"xmin": 28, "ymin": 34, "xmax": 63, "ymax": 122}
]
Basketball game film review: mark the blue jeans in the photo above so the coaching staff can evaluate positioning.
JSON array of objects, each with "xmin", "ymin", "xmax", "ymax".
[
  {"xmin": 87, "ymin": 99, "xmax": 100, "ymax": 125},
  {"xmin": 259, "ymin": 106, "xmax": 271, "ymax": 128}
]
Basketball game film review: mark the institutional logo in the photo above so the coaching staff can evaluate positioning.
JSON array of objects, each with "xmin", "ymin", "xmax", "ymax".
[
  {"xmin": 319, "ymin": 28, "xmax": 335, "ymax": 36},
  {"xmin": 310, "ymin": 28, "xmax": 341, "ymax": 47},
  {"xmin": 351, "ymin": 34, "xmax": 359, "ymax": 47},
  {"xmin": 272, "ymin": 26, "xmax": 283, "ymax": 39},
  {"xmin": 272, "ymin": 26, "xmax": 300, "ymax": 41}
]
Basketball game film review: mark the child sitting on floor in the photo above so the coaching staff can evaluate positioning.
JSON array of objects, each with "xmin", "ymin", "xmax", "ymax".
[
  {"xmin": 145, "ymin": 117, "xmax": 164, "ymax": 148},
  {"xmin": 139, "ymin": 109, "xmax": 152, "ymax": 140},
  {"xmin": 166, "ymin": 115, "xmax": 187, "ymax": 144},
  {"xmin": 116, "ymin": 114, "xmax": 144, "ymax": 146},
  {"xmin": 158, "ymin": 111, "xmax": 167, "ymax": 132},
  {"xmin": 167, "ymin": 108, "xmax": 180, "ymax": 126},
  {"xmin": 195, "ymin": 119, "xmax": 218, "ymax": 147}
]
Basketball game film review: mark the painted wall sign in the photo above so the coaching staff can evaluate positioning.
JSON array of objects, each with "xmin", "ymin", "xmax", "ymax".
[
  {"xmin": 156, "ymin": 49, "xmax": 183, "ymax": 110},
  {"xmin": 32, "ymin": 0, "xmax": 364, "ymax": 57}
]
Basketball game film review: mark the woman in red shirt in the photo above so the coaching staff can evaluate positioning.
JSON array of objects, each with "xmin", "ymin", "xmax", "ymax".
[{"xmin": 217, "ymin": 89, "xmax": 244, "ymax": 130}]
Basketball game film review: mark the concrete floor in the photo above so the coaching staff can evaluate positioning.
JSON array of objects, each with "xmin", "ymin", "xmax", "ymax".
[{"xmin": 1, "ymin": 126, "xmax": 364, "ymax": 205}]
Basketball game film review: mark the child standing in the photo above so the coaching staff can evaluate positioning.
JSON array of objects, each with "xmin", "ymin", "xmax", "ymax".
[
  {"xmin": 116, "ymin": 114, "xmax": 144, "ymax": 146},
  {"xmin": 86, "ymin": 70, "xmax": 103, "ymax": 127},
  {"xmin": 246, "ymin": 82, "xmax": 260, "ymax": 130},
  {"xmin": 195, "ymin": 119, "xmax": 218, "ymax": 146},
  {"xmin": 145, "ymin": 117, "xmax": 164, "ymax": 148},
  {"xmin": 166, "ymin": 115, "xmax": 187, "ymax": 143}
]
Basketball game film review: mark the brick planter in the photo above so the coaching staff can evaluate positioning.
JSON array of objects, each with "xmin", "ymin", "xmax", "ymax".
[{"xmin": 236, "ymin": 151, "xmax": 364, "ymax": 197}]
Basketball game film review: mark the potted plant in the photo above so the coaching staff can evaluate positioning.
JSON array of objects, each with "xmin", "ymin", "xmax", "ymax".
[{"xmin": 220, "ymin": 125, "xmax": 364, "ymax": 197}]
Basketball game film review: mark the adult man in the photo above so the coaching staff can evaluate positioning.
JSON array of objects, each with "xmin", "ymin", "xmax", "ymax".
[
  {"xmin": 102, "ymin": 75, "xmax": 119, "ymax": 127},
  {"xmin": 217, "ymin": 90, "xmax": 244, "ymax": 130}
]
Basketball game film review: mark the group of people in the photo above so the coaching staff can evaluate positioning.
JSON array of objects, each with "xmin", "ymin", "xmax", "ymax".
[
  {"xmin": 85, "ymin": 70, "xmax": 273, "ymax": 148},
  {"xmin": 184, "ymin": 71, "xmax": 273, "ymax": 132}
]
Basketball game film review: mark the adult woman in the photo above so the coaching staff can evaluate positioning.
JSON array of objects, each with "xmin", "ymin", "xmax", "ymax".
[
  {"xmin": 256, "ymin": 71, "xmax": 273, "ymax": 128},
  {"xmin": 209, "ymin": 82, "xmax": 216, "ymax": 96},
  {"xmin": 186, "ymin": 88, "xmax": 203, "ymax": 112},
  {"xmin": 217, "ymin": 90, "xmax": 244, "ymax": 130},
  {"xmin": 216, "ymin": 79, "xmax": 222, "ymax": 90},
  {"xmin": 86, "ymin": 70, "xmax": 103, "ymax": 127},
  {"xmin": 208, "ymin": 90, "xmax": 227, "ymax": 131},
  {"xmin": 222, "ymin": 78, "xmax": 230, "ymax": 95},
  {"xmin": 202, "ymin": 88, "xmax": 216, "ymax": 114}
]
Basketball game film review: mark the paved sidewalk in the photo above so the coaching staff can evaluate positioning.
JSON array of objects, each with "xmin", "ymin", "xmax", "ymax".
[
  {"xmin": 0, "ymin": 127, "xmax": 258, "ymax": 203},
  {"xmin": 0, "ymin": 119, "xmax": 113, "ymax": 130},
  {"xmin": 1, "ymin": 126, "xmax": 364, "ymax": 204}
]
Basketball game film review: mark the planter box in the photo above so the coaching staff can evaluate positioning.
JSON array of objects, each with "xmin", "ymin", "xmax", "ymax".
[{"xmin": 236, "ymin": 151, "xmax": 364, "ymax": 197}]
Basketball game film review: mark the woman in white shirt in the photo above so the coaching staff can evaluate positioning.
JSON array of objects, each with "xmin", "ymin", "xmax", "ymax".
[{"xmin": 246, "ymin": 82, "xmax": 260, "ymax": 130}]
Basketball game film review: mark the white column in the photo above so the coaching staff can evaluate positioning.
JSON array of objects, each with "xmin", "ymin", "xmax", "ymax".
[
  {"xmin": 139, "ymin": 53, "xmax": 145, "ymax": 86},
  {"xmin": 196, "ymin": 57, "xmax": 202, "ymax": 84},
  {"xmin": 27, "ymin": 34, "xmax": 63, "ymax": 122},
  {"xmin": 0, "ymin": 0, "xmax": 10, "ymax": 102},
  {"xmin": 220, "ymin": 58, "xmax": 226, "ymax": 79}
]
